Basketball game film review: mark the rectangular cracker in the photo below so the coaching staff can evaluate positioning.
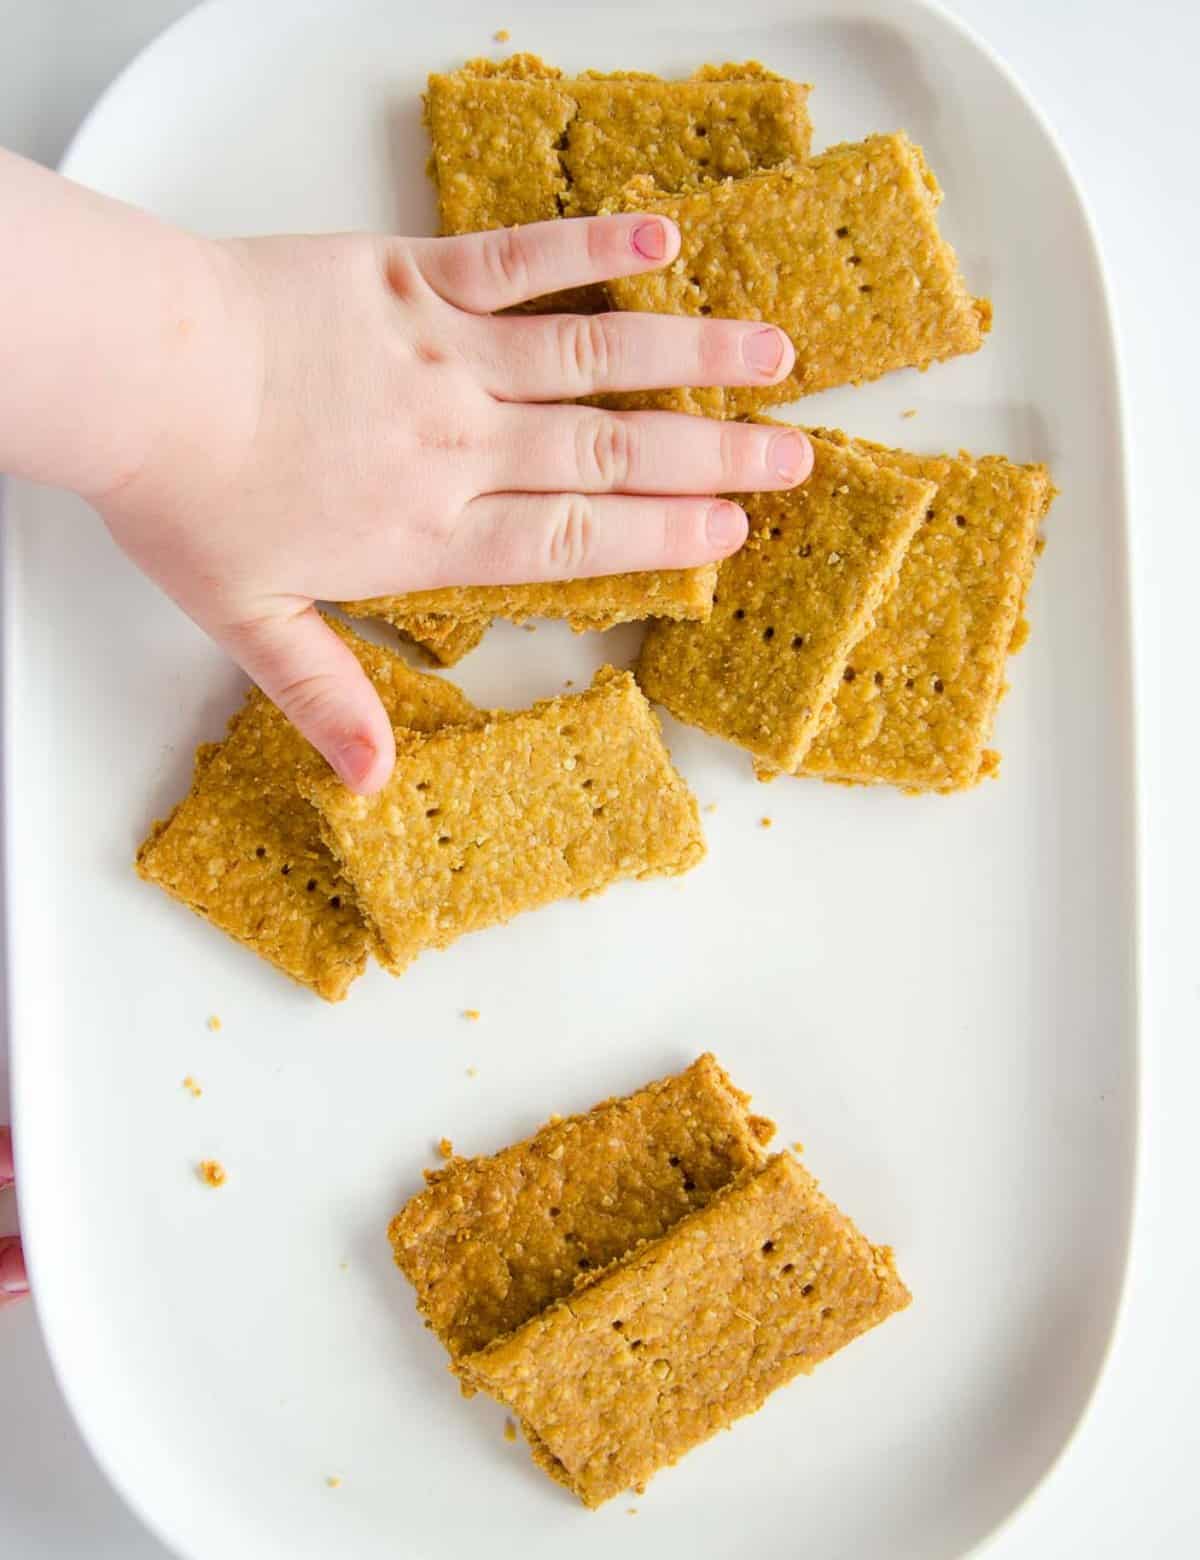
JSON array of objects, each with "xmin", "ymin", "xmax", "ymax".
[
  {"xmin": 425, "ymin": 56, "xmax": 811, "ymax": 233},
  {"xmin": 457, "ymin": 1153, "xmax": 911, "ymax": 1508},
  {"xmin": 135, "ymin": 621, "xmax": 480, "ymax": 1001},
  {"xmin": 298, "ymin": 667, "xmax": 704, "ymax": 974},
  {"xmin": 390, "ymin": 1053, "xmax": 774, "ymax": 1363},
  {"xmin": 341, "ymin": 563, "xmax": 718, "ymax": 665},
  {"xmin": 637, "ymin": 431, "xmax": 935, "ymax": 770},
  {"xmin": 602, "ymin": 133, "xmax": 991, "ymax": 417},
  {"xmin": 792, "ymin": 431, "xmax": 1057, "ymax": 792}
]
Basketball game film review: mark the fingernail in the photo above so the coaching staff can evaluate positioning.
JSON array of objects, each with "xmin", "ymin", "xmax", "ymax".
[
  {"xmin": 744, "ymin": 327, "xmax": 787, "ymax": 377},
  {"xmin": 768, "ymin": 430, "xmax": 811, "ymax": 484},
  {"xmin": 707, "ymin": 501, "xmax": 748, "ymax": 551},
  {"xmin": 0, "ymin": 1241, "xmax": 28, "ymax": 1297},
  {"xmin": 631, "ymin": 219, "xmax": 668, "ymax": 261},
  {"xmin": 335, "ymin": 739, "xmax": 376, "ymax": 789}
]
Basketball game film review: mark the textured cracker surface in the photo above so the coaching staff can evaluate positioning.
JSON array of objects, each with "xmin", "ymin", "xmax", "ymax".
[
  {"xmin": 458, "ymin": 1154, "xmax": 910, "ymax": 1508},
  {"xmin": 342, "ymin": 565, "xmax": 718, "ymax": 661},
  {"xmin": 390, "ymin": 1054, "xmax": 774, "ymax": 1361},
  {"xmin": 795, "ymin": 431, "xmax": 1056, "ymax": 792},
  {"xmin": 603, "ymin": 134, "xmax": 990, "ymax": 416},
  {"xmin": 135, "ymin": 622, "xmax": 478, "ymax": 1001},
  {"xmin": 638, "ymin": 432, "xmax": 934, "ymax": 769},
  {"xmin": 299, "ymin": 668, "xmax": 704, "ymax": 974},
  {"xmin": 425, "ymin": 56, "xmax": 810, "ymax": 233}
]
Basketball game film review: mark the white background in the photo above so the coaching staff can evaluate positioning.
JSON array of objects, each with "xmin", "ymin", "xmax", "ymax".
[{"xmin": 0, "ymin": 1, "xmax": 1195, "ymax": 1556}]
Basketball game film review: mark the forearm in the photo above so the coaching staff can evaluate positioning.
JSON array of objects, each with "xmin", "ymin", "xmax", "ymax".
[{"xmin": 0, "ymin": 148, "xmax": 248, "ymax": 501}]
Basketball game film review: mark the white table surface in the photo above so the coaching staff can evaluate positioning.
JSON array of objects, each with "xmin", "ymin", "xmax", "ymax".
[{"xmin": 1, "ymin": 1, "xmax": 1196, "ymax": 1555}]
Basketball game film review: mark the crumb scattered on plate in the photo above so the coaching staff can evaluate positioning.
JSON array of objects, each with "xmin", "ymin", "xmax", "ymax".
[
  {"xmin": 564, "ymin": 678, "xmax": 574, "ymax": 687},
  {"xmin": 760, "ymin": 816, "xmax": 773, "ymax": 828},
  {"xmin": 901, "ymin": 408, "xmax": 918, "ymax": 418},
  {"xmin": 438, "ymin": 1137, "xmax": 454, "ymax": 1160},
  {"xmin": 466, "ymin": 1066, "xmax": 479, "ymax": 1079},
  {"xmin": 339, "ymin": 1260, "xmax": 349, "ymax": 1271},
  {"xmin": 704, "ymin": 802, "xmax": 718, "ymax": 814},
  {"xmin": 792, "ymin": 1139, "xmax": 805, "ymax": 1153},
  {"xmin": 197, "ymin": 1159, "xmax": 226, "ymax": 1187},
  {"xmin": 182, "ymin": 1075, "xmax": 202, "ymax": 1098},
  {"xmin": 503, "ymin": 1417, "xmax": 517, "ymax": 1442},
  {"xmin": 463, "ymin": 1008, "xmax": 480, "ymax": 1021},
  {"xmin": 206, "ymin": 1014, "xmax": 221, "ymax": 1032},
  {"xmin": 326, "ymin": 1475, "xmax": 342, "ymax": 1489},
  {"xmin": 494, "ymin": 27, "xmax": 510, "ymax": 41},
  {"xmin": 522, "ymin": 623, "xmax": 537, "ymax": 633}
]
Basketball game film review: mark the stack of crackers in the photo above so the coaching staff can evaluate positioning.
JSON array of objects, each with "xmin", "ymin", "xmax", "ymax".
[{"xmin": 391, "ymin": 1055, "xmax": 910, "ymax": 1507}]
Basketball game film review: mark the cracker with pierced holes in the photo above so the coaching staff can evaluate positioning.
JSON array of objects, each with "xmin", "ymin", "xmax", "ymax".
[
  {"xmin": 601, "ymin": 133, "xmax": 990, "ymax": 418},
  {"xmin": 136, "ymin": 621, "xmax": 481, "ymax": 1001},
  {"xmin": 637, "ymin": 431, "xmax": 934, "ymax": 770},
  {"xmin": 390, "ymin": 1053, "xmax": 774, "ymax": 1366},
  {"xmin": 787, "ymin": 431, "xmax": 1056, "ymax": 792},
  {"xmin": 457, "ymin": 1153, "xmax": 910, "ymax": 1508},
  {"xmin": 298, "ymin": 667, "xmax": 704, "ymax": 975},
  {"xmin": 341, "ymin": 565, "xmax": 718, "ymax": 666}
]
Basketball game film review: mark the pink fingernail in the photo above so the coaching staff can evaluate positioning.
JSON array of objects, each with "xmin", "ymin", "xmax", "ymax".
[
  {"xmin": 707, "ymin": 501, "xmax": 748, "ymax": 551},
  {"xmin": 335, "ymin": 739, "xmax": 376, "ymax": 789},
  {"xmin": 744, "ymin": 327, "xmax": 787, "ymax": 377},
  {"xmin": 769, "ymin": 430, "xmax": 811, "ymax": 483},
  {"xmin": 0, "ymin": 1241, "xmax": 28, "ymax": 1297},
  {"xmin": 631, "ymin": 220, "xmax": 668, "ymax": 261}
]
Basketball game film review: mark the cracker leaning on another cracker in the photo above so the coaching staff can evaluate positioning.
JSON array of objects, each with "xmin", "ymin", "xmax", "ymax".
[
  {"xmin": 299, "ymin": 667, "xmax": 704, "ymax": 975},
  {"xmin": 457, "ymin": 1152, "xmax": 910, "ymax": 1508},
  {"xmin": 638, "ymin": 431, "xmax": 935, "ymax": 770},
  {"xmin": 390, "ymin": 1053, "xmax": 773, "ymax": 1365},
  {"xmin": 135, "ymin": 621, "xmax": 481, "ymax": 1001},
  {"xmin": 602, "ymin": 133, "xmax": 990, "ymax": 417}
]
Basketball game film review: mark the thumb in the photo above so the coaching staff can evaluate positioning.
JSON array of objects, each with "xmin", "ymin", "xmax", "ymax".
[{"xmin": 220, "ymin": 604, "xmax": 395, "ymax": 793}]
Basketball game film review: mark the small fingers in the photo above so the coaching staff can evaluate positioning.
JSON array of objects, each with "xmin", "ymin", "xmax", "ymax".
[
  {"xmin": 454, "ymin": 492, "xmax": 748, "ymax": 585},
  {"xmin": 411, "ymin": 213, "xmax": 680, "ymax": 314},
  {"xmin": 0, "ymin": 1237, "xmax": 27, "ymax": 1304},
  {"xmin": 217, "ymin": 606, "xmax": 395, "ymax": 794},
  {"xmin": 491, "ymin": 407, "xmax": 812, "ymax": 497},
  {"xmin": 472, "ymin": 312, "xmax": 795, "ymax": 401}
]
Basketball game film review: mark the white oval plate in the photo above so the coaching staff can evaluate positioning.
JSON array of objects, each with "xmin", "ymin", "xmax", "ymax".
[{"xmin": 5, "ymin": 2, "xmax": 1137, "ymax": 1557}]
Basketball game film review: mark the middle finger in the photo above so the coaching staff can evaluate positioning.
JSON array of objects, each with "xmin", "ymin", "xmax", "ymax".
[{"xmin": 490, "ymin": 405, "xmax": 813, "ymax": 497}]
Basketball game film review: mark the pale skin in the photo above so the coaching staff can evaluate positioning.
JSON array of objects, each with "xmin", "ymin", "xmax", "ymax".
[{"xmin": 0, "ymin": 148, "xmax": 814, "ymax": 1298}]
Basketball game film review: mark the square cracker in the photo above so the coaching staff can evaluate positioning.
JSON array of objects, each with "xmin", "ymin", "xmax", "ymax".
[
  {"xmin": 298, "ymin": 667, "xmax": 704, "ymax": 975},
  {"xmin": 340, "ymin": 564, "xmax": 718, "ymax": 666},
  {"xmin": 457, "ymin": 1153, "xmax": 911, "ymax": 1508},
  {"xmin": 602, "ymin": 133, "xmax": 991, "ymax": 417},
  {"xmin": 135, "ymin": 621, "xmax": 480, "ymax": 1001},
  {"xmin": 792, "ymin": 431, "xmax": 1057, "ymax": 792},
  {"xmin": 637, "ymin": 430, "xmax": 935, "ymax": 770},
  {"xmin": 389, "ymin": 1053, "xmax": 774, "ymax": 1363}
]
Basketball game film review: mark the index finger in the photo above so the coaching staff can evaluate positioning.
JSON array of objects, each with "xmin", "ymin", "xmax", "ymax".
[{"xmin": 411, "ymin": 213, "xmax": 681, "ymax": 314}]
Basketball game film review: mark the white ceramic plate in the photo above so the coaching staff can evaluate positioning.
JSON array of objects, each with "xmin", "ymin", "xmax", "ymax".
[{"xmin": 5, "ymin": 2, "xmax": 1137, "ymax": 1557}]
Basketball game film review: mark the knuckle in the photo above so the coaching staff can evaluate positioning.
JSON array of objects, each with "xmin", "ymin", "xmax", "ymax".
[
  {"xmin": 482, "ymin": 227, "xmax": 531, "ymax": 297},
  {"xmin": 273, "ymin": 668, "xmax": 341, "ymax": 729},
  {"xmin": 546, "ymin": 495, "xmax": 596, "ymax": 574},
  {"xmin": 558, "ymin": 313, "xmax": 620, "ymax": 387},
  {"xmin": 578, "ymin": 414, "xmax": 637, "ymax": 489}
]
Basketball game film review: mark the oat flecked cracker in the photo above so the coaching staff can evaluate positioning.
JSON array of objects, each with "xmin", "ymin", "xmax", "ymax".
[
  {"xmin": 299, "ymin": 668, "xmax": 704, "ymax": 974},
  {"xmin": 603, "ymin": 133, "xmax": 990, "ymax": 417},
  {"xmin": 457, "ymin": 1153, "xmax": 911, "ymax": 1507},
  {"xmin": 390, "ymin": 1054, "xmax": 774, "ymax": 1363},
  {"xmin": 638, "ymin": 431, "xmax": 934, "ymax": 770},
  {"xmin": 136, "ymin": 621, "xmax": 480, "ymax": 1001},
  {"xmin": 793, "ymin": 431, "xmax": 1057, "ymax": 791}
]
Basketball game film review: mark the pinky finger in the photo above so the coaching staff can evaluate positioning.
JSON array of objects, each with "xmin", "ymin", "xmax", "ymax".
[{"xmin": 453, "ymin": 491, "xmax": 748, "ymax": 586}]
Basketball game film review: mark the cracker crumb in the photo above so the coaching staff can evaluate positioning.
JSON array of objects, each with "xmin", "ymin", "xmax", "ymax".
[
  {"xmin": 463, "ymin": 1008, "xmax": 480, "ymax": 1022},
  {"xmin": 503, "ymin": 1417, "xmax": 517, "ymax": 1442},
  {"xmin": 206, "ymin": 1015, "xmax": 221, "ymax": 1032},
  {"xmin": 494, "ymin": 27, "xmax": 510, "ymax": 41},
  {"xmin": 703, "ymin": 802, "xmax": 718, "ymax": 814},
  {"xmin": 325, "ymin": 1475, "xmax": 342, "ymax": 1489},
  {"xmin": 466, "ymin": 1066, "xmax": 479, "ymax": 1079},
  {"xmin": 438, "ymin": 1137, "xmax": 454, "ymax": 1160},
  {"xmin": 182, "ymin": 1075, "xmax": 203, "ymax": 1098},
  {"xmin": 901, "ymin": 408, "xmax": 918, "ymax": 419},
  {"xmin": 792, "ymin": 1140, "xmax": 805, "ymax": 1154},
  {"xmin": 564, "ymin": 678, "xmax": 575, "ymax": 687},
  {"xmin": 197, "ymin": 1159, "xmax": 226, "ymax": 1187},
  {"xmin": 628, "ymin": 1507, "xmax": 639, "ymax": 1516},
  {"xmin": 760, "ymin": 816, "xmax": 773, "ymax": 829},
  {"xmin": 522, "ymin": 623, "xmax": 537, "ymax": 632},
  {"xmin": 339, "ymin": 1260, "xmax": 349, "ymax": 1271}
]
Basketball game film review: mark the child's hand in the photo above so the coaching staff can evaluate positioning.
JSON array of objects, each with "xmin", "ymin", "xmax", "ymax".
[
  {"xmin": 0, "ymin": 151, "xmax": 811, "ymax": 792},
  {"xmin": 0, "ymin": 1128, "xmax": 26, "ymax": 1308},
  {"xmin": 100, "ymin": 214, "xmax": 809, "ymax": 792}
]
